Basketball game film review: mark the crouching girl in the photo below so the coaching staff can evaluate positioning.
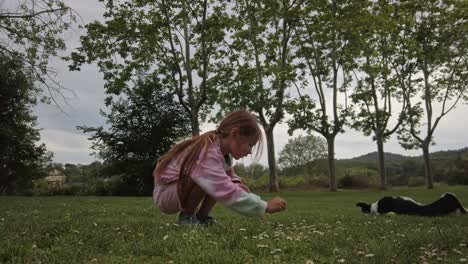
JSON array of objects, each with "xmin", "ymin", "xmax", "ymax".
[{"xmin": 153, "ymin": 110, "xmax": 287, "ymax": 225}]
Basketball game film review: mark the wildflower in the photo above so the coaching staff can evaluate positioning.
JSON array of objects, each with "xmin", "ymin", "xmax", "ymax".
[{"xmin": 270, "ymin": 249, "xmax": 282, "ymax": 254}]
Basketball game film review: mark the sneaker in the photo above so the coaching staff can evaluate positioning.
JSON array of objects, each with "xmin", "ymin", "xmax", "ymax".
[
  {"xmin": 197, "ymin": 215, "xmax": 218, "ymax": 226},
  {"xmin": 177, "ymin": 211, "xmax": 200, "ymax": 225}
]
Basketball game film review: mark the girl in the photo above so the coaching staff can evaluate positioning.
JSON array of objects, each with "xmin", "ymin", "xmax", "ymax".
[{"xmin": 153, "ymin": 110, "xmax": 287, "ymax": 225}]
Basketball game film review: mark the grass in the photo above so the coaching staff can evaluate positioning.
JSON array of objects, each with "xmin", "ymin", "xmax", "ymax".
[{"xmin": 1, "ymin": 186, "xmax": 468, "ymax": 263}]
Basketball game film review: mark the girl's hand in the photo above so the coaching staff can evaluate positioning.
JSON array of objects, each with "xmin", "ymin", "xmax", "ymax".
[{"xmin": 266, "ymin": 197, "xmax": 287, "ymax": 213}]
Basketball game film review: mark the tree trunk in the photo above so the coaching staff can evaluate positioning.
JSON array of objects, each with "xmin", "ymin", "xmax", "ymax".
[
  {"xmin": 326, "ymin": 137, "xmax": 337, "ymax": 192},
  {"xmin": 190, "ymin": 110, "xmax": 200, "ymax": 136},
  {"xmin": 422, "ymin": 144, "xmax": 434, "ymax": 189},
  {"xmin": 376, "ymin": 137, "xmax": 387, "ymax": 190},
  {"xmin": 265, "ymin": 127, "xmax": 279, "ymax": 192}
]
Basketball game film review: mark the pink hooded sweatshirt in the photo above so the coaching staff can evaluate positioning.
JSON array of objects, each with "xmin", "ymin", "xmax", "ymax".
[{"xmin": 154, "ymin": 139, "xmax": 267, "ymax": 217}]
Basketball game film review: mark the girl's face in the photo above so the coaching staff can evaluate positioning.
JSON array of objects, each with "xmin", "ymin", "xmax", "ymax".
[{"xmin": 227, "ymin": 128, "xmax": 257, "ymax": 160}]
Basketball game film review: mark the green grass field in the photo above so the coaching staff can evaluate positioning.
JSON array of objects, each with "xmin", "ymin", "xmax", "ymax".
[{"xmin": 1, "ymin": 186, "xmax": 468, "ymax": 263}]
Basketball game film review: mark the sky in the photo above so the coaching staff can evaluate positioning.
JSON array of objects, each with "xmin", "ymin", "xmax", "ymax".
[{"xmin": 34, "ymin": 1, "xmax": 468, "ymax": 166}]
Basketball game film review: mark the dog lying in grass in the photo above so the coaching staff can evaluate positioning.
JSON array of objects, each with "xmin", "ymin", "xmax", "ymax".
[{"xmin": 356, "ymin": 193, "xmax": 467, "ymax": 216}]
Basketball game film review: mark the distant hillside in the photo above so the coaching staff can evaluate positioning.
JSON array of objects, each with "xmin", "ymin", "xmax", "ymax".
[
  {"xmin": 342, "ymin": 147, "xmax": 468, "ymax": 163},
  {"xmin": 344, "ymin": 152, "xmax": 407, "ymax": 163},
  {"xmin": 426, "ymin": 147, "xmax": 468, "ymax": 160}
]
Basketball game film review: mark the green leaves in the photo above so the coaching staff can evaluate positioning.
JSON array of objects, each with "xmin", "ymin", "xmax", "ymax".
[
  {"xmin": 0, "ymin": 0, "xmax": 75, "ymax": 97},
  {"xmin": 77, "ymin": 75, "xmax": 190, "ymax": 195},
  {"xmin": 278, "ymin": 134, "xmax": 327, "ymax": 169},
  {"xmin": 0, "ymin": 54, "xmax": 52, "ymax": 194},
  {"xmin": 69, "ymin": 0, "xmax": 230, "ymax": 134}
]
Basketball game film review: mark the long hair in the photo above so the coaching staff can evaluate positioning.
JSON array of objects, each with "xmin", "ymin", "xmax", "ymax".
[{"xmin": 154, "ymin": 110, "xmax": 263, "ymax": 182}]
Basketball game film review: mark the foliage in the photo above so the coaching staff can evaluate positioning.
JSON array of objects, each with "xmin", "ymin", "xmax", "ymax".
[
  {"xmin": 408, "ymin": 176, "xmax": 426, "ymax": 187},
  {"xmin": 396, "ymin": 0, "xmax": 468, "ymax": 188},
  {"xmin": 350, "ymin": 0, "xmax": 407, "ymax": 140},
  {"xmin": 233, "ymin": 163, "xmax": 268, "ymax": 180},
  {"xmin": 338, "ymin": 168, "xmax": 379, "ymax": 189},
  {"xmin": 349, "ymin": 0, "xmax": 411, "ymax": 189},
  {"xmin": 397, "ymin": 0, "xmax": 467, "ymax": 149},
  {"xmin": 215, "ymin": 0, "xmax": 304, "ymax": 192},
  {"xmin": 286, "ymin": 0, "xmax": 362, "ymax": 191},
  {"xmin": 0, "ymin": 0, "xmax": 75, "ymax": 100},
  {"xmin": 217, "ymin": 0, "xmax": 308, "ymax": 191},
  {"xmin": 0, "ymin": 54, "xmax": 52, "ymax": 194},
  {"xmin": 278, "ymin": 134, "xmax": 327, "ymax": 169},
  {"xmin": 77, "ymin": 76, "xmax": 190, "ymax": 196},
  {"xmin": 68, "ymin": 0, "xmax": 229, "ymax": 134},
  {"xmin": 1, "ymin": 187, "xmax": 468, "ymax": 262}
]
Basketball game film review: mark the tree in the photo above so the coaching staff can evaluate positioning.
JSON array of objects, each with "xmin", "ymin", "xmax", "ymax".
[
  {"xmin": 278, "ymin": 134, "xmax": 327, "ymax": 169},
  {"xmin": 397, "ymin": 0, "xmax": 468, "ymax": 189},
  {"xmin": 287, "ymin": 0, "xmax": 361, "ymax": 191},
  {"xmin": 350, "ymin": 0, "xmax": 409, "ymax": 190},
  {"xmin": 0, "ymin": 53, "xmax": 52, "ymax": 194},
  {"xmin": 69, "ymin": 0, "xmax": 228, "ymax": 135},
  {"xmin": 216, "ymin": 0, "xmax": 302, "ymax": 192},
  {"xmin": 77, "ymin": 75, "xmax": 190, "ymax": 195},
  {"xmin": 0, "ymin": 0, "xmax": 75, "ymax": 102},
  {"xmin": 233, "ymin": 162, "xmax": 268, "ymax": 180},
  {"xmin": 63, "ymin": 163, "xmax": 82, "ymax": 183}
]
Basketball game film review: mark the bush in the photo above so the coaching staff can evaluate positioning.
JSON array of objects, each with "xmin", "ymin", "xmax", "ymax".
[
  {"xmin": 445, "ymin": 166, "xmax": 468, "ymax": 186},
  {"xmin": 338, "ymin": 168, "xmax": 378, "ymax": 189},
  {"xmin": 408, "ymin": 176, "xmax": 426, "ymax": 187},
  {"xmin": 279, "ymin": 175, "xmax": 307, "ymax": 189},
  {"xmin": 31, "ymin": 180, "xmax": 83, "ymax": 196},
  {"xmin": 32, "ymin": 179, "xmax": 50, "ymax": 196},
  {"xmin": 307, "ymin": 175, "xmax": 329, "ymax": 188},
  {"xmin": 243, "ymin": 175, "xmax": 269, "ymax": 191},
  {"xmin": 388, "ymin": 174, "xmax": 410, "ymax": 186},
  {"xmin": 244, "ymin": 173, "xmax": 329, "ymax": 190},
  {"xmin": 80, "ymin": 176, "xmax": 126, "ymax": 196},
  {"xmin": 338, "ymin": 174, "xmax": 374, "ymax": 188},
  {"xmin": 31, "ymin": 175, "xmax": 142, "ymax": 196}
]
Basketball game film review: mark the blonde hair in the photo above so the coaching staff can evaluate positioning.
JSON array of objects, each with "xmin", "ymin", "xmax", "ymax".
[{"xmin": 154, "ymin": 110, "xmax": 263, "ymax": 182}]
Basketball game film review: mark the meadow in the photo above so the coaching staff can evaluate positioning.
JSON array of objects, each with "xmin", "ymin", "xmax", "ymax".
[{"xmin": 1, "ymin": 186, "xmax": 468, "ymax": 264}]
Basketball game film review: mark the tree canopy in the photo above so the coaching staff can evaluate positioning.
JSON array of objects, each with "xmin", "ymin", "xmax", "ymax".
[
  {"xmin": 69, "ymin": 0, "xmax": 229, "ymax": 134},
  {"xmin": 0, "ymin": 53, "xmax": 52, "ymax": 194},
  {"xmin": 78, "ymin": 75, "xmax": 190, "ymax": 195},
  {"xmin": 0, "ymin": 0, "xmax": 75, "ymax": 102},
  {"xmin": 278, "ymin": 134, "xmax": 327, "ymax": 169}
]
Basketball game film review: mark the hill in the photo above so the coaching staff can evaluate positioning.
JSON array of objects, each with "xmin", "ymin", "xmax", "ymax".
[
  {"xmin": 343, "ymin": 152, "xmax": 407, "ymax": 163},
  {"xmin": 343, "ymin": 146, "xmax": 468, "ymax": 163}
]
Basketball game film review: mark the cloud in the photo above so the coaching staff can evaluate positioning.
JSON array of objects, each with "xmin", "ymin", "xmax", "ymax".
[{"xmin": 39, "ymin": 129, "xmax": 96, "ymax": 164}]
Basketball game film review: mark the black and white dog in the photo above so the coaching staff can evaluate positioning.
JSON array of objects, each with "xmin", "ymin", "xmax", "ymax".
[{"xmin": 356, "ymin": 193, "xmax": 467, "ymax": 216}]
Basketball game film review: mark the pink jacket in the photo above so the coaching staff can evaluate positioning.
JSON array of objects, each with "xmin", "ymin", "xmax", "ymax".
[{"xmin": 154, "ymin": 139, "xmax": 267, "ymax": 217}]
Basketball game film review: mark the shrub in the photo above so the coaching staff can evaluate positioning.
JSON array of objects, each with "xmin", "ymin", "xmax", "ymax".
[
  {"xmin": 338, "ymin": 168, "xmax": 378, "ymax": 189},
  {"xmin": 279, "ymin": 175, "xmax": 307, "ymax": 189},
  {"xmin": 339, "ymin": 174, "xmax": 372, "ymax": 188},
  {"xmin": 408, "ymin": 176, "xmax": 426, "ymax": 187},
  {"xmin": 32, "ymin": 179, "xmax": 50, "ymax": 196},
  {"xmin": 308, "ymin": 175, "xmax": 329, "ymax": 188},
  {"xmin": 243, "ymin": 175, "xmax": 269, "ymax": 191}
]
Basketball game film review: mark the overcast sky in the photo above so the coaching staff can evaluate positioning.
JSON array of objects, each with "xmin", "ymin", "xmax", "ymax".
[{"xmin": 35, "ymin": 1, "xmax": 468, "ymax": 166}]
